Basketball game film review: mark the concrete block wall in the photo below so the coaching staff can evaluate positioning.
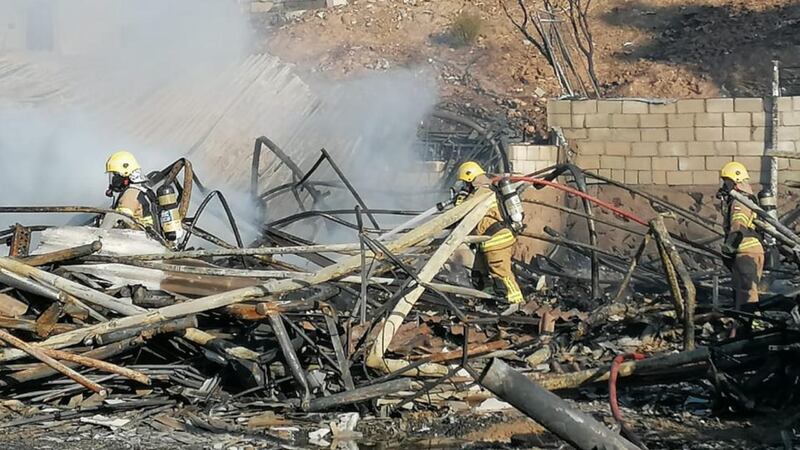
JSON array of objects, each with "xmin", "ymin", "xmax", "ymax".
[
  {"xmin": 548, "ymin": 97, "xmax": 800, "ymax": 185},
  {"xmin": 509, "ymin": 144, "xmax": 559, "ymax": 175}
]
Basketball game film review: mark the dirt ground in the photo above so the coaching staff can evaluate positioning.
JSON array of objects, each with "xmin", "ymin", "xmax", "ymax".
[{"xmin": 262, "ymin": 0, "xmax": 800, "ymax": 137}]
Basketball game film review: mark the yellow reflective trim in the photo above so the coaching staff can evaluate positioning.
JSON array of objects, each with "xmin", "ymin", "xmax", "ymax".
[
  {"xmin": 139, "ymin": 216, "xmax": 154, "ymax": 226},
  {"xmin": 115, "ymin": 207, "xmax": 135, "ymax": 216},
  {"xmin": 738, "ymin": 237, "xmax": 762, "ymax": 251},
  {"xmin": 731, "ymin": 213, "xmax": 751, "ymax": 223},
  {"xmin": 482, "ymin": 232, "xmax": 515, "ymax": 250},
  {"xmin": 503, "ymin": 277, "xmax": 523, "ymax": 303}
]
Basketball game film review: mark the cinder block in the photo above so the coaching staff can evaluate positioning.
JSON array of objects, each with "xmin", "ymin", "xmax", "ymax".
[
  {"xmin": 585, "ymin": 113, "xmax": 611, "ymax": 127},
  {"xmin": 706, "ymin": 156, "xmax": 733, "ymax": 170},
  {"xmin": 526, "ymin": 146, "xmax": 543, "ymax": 160},
  {"xmin": 706, "ymin": 98, "xmax": 734, "ymax": 113},
  {"xmin": 652, "ymin": 170, "xmax": 667, "ymax": 184},
  {"xmin": 622, "ymin": 101, "xmax": 649, "ymax": 114},
  {"xmin": 667, "ymin": 171, "xmax": 693, "ymax": 185},
  {"xmin": 548, "ymin": 100, "xmax": 572, "ymax": 114},
  {"xmin": 640, "ymin": 114, "xmax": 667, "ymax": 128},
  {"xmin": 641, "ymin": 128, "xmax": 668, "ymax": 142},
  {"xmin": 779, "ymin": 158, "xmax": 790, "ymax": 170},
  {"xmin": 539, "ymin": 146, "xmax": 559, "ymax": 162},
  {"xmin": 793, "ymin": 96, "xmax": 800, "ymax": 111},
  {"xmin": 658, "ymin": 142, "xmax": 687, "ymax": 156},
  {"xmin": 679, "ymin": 156, "xmax": 705, "ymax": 171},
  {"xmin": 715, "ymin": 141, "xmax": 738, "ymax": 155},
  {"xmin": 693, "ymin": 171, "xmax": 719, "ymax": 185},
  {"xmin": 652, "ymin": 156, "xmax": 678, "ymax": 170},
  {"xmin": 791, "ymin": 159, "xmax": 800, "ymax": 170},
  {"xmin": 549, "ymin": 114, "xmax": 573, "ymax": 127},
  {"xmin": 782, "ymin": 111, "xmax": 800, "ymax": 126},
  {"xmin": 598, "ymin": 169, "xmax": 612, "ymax": 179},
  {"xmin": 600, "ymin": 155, "xmax": 625, "ymax": 169},
  {"xmin": 588, "ymin": 128, "xmax": 613, "ymax": 141},
  {"xmin": 606, "ymin": 142, "xmax": 632, "ymax": 156},
  {"xmin": 677, "ymin": 99, "xmax": 706, "ymax": 113},
  {"xmin": 752, "ymin": 112, "xmax": 766, "ymax": 127},
  {"xmin": 509, "ymin": 145, "xmax": 528, "ymax": 161},
  {"xmin": 649, "ymin": 102, "xmax": 677, "ymax": 114},
  {"xmin": 752, "ymin": 127, "xmax": 766, "ymax": 141},
  {"xmin": 688, "ymin": 142, "xmax": 716, "ymax": 155},
  {"xmin": 724, "ymin": 127, "xmax": 751, "ymax": 141},
  {"xmin": 612, "ymin": 129, "xmax": 641, "ymax": 142},
  {"xmin": 734, "ymin": 98, "xmax": 763, "ymax": 112},
  {"xmin": 597, "ymin": 100, "xmax": 623, "ymax": 114},
  {"xmin": 779, "ymin": 126, "xmax": 800, "ymax": 140},
  {"xmin": 668, "ymin": 128, "xmax": 695, "ymax": 142},
  {"xmin": 572, "ymin": 115, "xmax": 586, "ymax": 128},
  {"xmin": 667, "ymin": 114, "xmax": 694, "ymax": 128},
  {"xmin": 724, "ymin": 112, "xmax": 751, "ymax": 127},
  {"xmin": 577, "ymin": 155, "xmax": 600, "ymax": 169},
  {"xmin": 632, "ymin": 142, "xmax": 659, "ymax": 156},
  {"xmin": 695, "ymin": 127, "xmax": 723, "ymax": 141},
  {"xmin": 638, "ymin": 171, "xmax": 653, "ymax": 184},
  {"xmin": 777, "ymin": 97, "xmax": 793, "ymax": 112},
  {"xmin": 626, "ymin": 157, "xmax": 651, "ymax": 170},
  {"xmin": 778, "ymin": 141, "xmax": 797, "ymax": 152},
  {"xmin": 625, "ymin": 170, "xmax": 639, "ymax": 185},
  {"xmin": 611, "ymin": 169, "xmax": 626, "ymax": 183},
  {"xmin": 611, "ymin": 114, "xmax": 639, "ymax": 128},
  {"xmin": 572, "ymin": 100, "xmax": 598, "ymax": 114},
  {"xmin": 563, "ymin": 128, "xmax": 588, "ymax": 140},
  {"xmin": 577, "ymin": 141, "xmax": 605, "ymax": 155},
  {"xmin": 513, "ymin": 160, "xmax": 537, "ymax": 175},
  {"xmin": 695, "ymin": 113, "xmax": 722, "ymax": 127},
  {"xmin": 737, "ymin": 156, "xmax": 764, "ymax": 170}
]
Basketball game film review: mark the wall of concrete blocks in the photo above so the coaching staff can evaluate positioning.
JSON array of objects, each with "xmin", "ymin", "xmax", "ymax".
[
  {"xmin": 548, "ymin": 97, "xmax": 800, "ymax": 185},
  {"xmin": 509, "ymin": 144, "xmax": 560, "ymax": 175}
]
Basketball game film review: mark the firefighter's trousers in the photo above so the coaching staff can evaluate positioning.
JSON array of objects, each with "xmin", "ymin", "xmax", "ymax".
[
  {"xmin": 473, "ymin": 245, "xmax": 523, "ymax": 304},
  {"xmin": 733, "ymin": 251, "xmax": 764, "ymax": 308}
]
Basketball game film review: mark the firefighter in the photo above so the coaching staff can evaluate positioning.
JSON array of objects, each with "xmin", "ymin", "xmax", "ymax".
[
  {"xmin": 718, "ymin": 161, "xmax": 764, "ymax": 310},
  {"xmin": 455, "ymin": 161, "xmax": 524, "ymax": 304},
  {"xmin": 101, "ymin": 151, "xmax": 159, "ymax": 231}
]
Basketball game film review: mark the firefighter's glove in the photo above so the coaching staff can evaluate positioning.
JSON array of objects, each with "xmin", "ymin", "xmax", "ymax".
[{"xmin": 721, "ymin": 231, "xmax": 743, "ymax": 257}]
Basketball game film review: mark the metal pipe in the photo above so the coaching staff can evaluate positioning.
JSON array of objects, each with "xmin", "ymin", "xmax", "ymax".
[
  {"xmin": 307, "ymin": 378, "xmax": 414, "ymax": 412},
  {"xmin": 320, "ymin": 148, "xmax": 380, "ymax": 229},
  {"xmin": 268, "ymin": 313, "xmax": 312, "ymax": 410},
  {"xmin": 479, "ymin": 358, "xmax": 639, "ymax": 450},
  {"xmin": 179, "ymin": 190, "xmax": 244, "ymax": 252}
]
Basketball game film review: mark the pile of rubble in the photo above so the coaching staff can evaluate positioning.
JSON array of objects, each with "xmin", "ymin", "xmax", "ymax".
[{"xmin": 0, "ymin": 145, "xmax": 799, "ymax": 449}]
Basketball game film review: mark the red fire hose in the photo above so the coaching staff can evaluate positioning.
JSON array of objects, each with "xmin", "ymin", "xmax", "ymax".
[
  {"xmin": 610, "ymin": 352, "xmax": 648, "ymax": 449},
  {"xmin": 496, "ymin": 176, "xmax": 649, "ymax": 226}
]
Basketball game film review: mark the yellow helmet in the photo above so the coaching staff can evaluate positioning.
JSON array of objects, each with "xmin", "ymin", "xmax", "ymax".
[
  {"xmin": 457, "ymin": 161, "xmax": 486, "ymax": 183},
  {"xmin": 106, "ymin": 151, "xmax": 141, "ymax": 177},
  {"xmin": 720, "ymin": 161, "xmax": 749, "ymax": 183}
]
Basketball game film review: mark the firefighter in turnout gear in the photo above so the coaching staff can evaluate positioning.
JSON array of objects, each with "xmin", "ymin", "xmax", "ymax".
[
  {"xmin": 718, "ymin": 161, "xmax": 764, "ymax": 309},
  {"xmin": 455, "ymin": 161, "xmax": 524, "ymax": 304},
  {"xmin": 101, "ymin": 151, "xmax": 159, "ymax": 232}
]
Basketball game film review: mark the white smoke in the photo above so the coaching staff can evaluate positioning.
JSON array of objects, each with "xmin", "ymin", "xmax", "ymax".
[{"xmin": 0, "ymin": 0, "xmax": 440, "ymax": 249}]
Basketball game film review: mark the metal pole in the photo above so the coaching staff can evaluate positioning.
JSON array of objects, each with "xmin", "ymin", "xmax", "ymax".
[
  {"xmin": 479, "ymin": 358, "xmax": 640, "ymax": 450},
  {"xmin": 768, "ymin": 60, "xmax": 780, "ymax": 197}
]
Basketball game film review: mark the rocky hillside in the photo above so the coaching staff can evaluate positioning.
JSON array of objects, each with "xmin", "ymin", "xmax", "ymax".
[{"xmin": 262, "ymin": 0, "xmax": 800, "ymax": 136}]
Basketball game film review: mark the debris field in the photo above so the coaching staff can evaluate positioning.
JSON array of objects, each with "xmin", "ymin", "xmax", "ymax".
[{"xmin": 0, "ymin": 142, "xmax": 799, "ymax": 450}]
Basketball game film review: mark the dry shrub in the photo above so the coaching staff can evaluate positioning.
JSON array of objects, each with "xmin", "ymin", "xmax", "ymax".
[{"xmin": 448, "ymin": 12, "xmax": 483, "ymax": 47}]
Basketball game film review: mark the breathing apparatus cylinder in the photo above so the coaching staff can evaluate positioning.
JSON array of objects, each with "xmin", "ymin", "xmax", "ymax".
[
  {"xmin": 157, "ymin": 185, "xmax": 182, "ymax": 242},
  {"xmin": 497, "ymin": 178, "xmax": 524, "ymax": 232},
  {"xmin": 758, "ymin": 189, "xmax": 779, "ymax": 269}
]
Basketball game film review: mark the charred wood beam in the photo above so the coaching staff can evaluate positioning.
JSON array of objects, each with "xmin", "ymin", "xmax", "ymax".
[{"xmin": 20, "ymin": 240, "xmax": 102, "ymax": 267}]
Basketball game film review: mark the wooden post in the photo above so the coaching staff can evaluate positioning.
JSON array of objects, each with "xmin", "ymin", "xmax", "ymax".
[{"xmin": 366, "ymin": 189, "xmax": 494, "ymax": 375}]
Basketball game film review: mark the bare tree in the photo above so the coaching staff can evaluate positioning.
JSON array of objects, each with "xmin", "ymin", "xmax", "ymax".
[
  {"xmin": 500, "ymin": 0, "xmax": 601, "ymax": 97},
  {"xmin": 566, "ymin": 0, "xmax": 601, "ymax": 94}
]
